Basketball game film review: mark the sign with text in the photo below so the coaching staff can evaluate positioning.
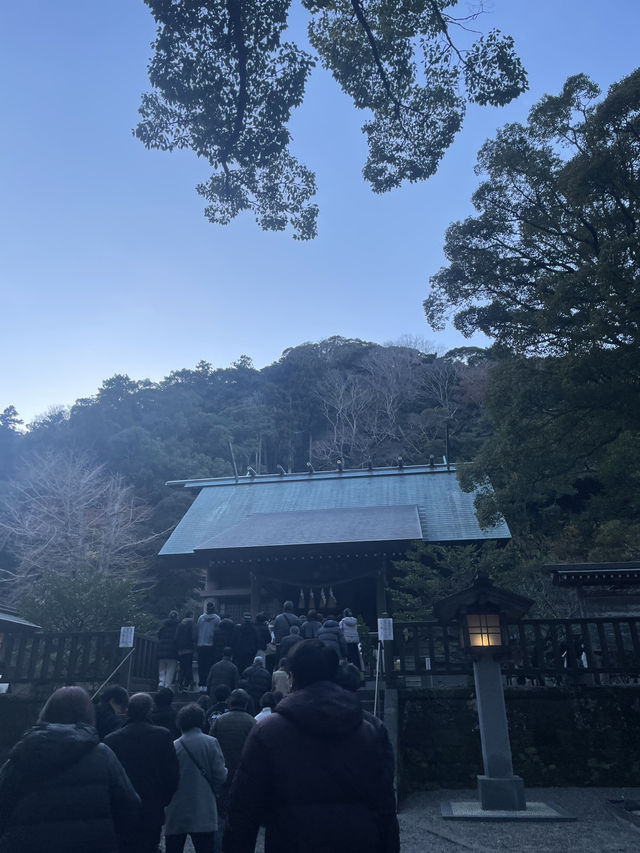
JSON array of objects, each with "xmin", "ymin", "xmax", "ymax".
[
  {"xmin": 377, "ymin": 618, "xmax": 394, "ymax": 642},
  {"xmin": 119, "ymin": 626, "xmax": 135, "ymax": 648}
]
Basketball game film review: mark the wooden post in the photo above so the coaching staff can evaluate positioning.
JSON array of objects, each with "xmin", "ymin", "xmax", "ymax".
[
  {"xmin": 376, "ymin": 565, "xmax": 387, "ymax": 617},
  {"xmin": 250, "ymin": 572, "xmax": 260, "ymax": 619},
  {"xmin": 375, "ymin": 563, "xmax": 395, "ymax": 682}
]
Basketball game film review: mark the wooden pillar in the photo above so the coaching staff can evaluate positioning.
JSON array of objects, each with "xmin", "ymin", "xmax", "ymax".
[
  {"xmin": 206, "ymin": 563, "xmax": 220, "ymax": 610},
  {"xmin": 376, "ymin": 564, "xmax": 387, "ymax": 618},
  {"xmin": 250, "ymin": 572, "xmax": 260, "ymax": 619}
]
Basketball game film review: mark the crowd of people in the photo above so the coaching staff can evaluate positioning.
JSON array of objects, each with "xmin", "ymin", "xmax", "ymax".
[
  {"xmin": 156, "ymin": 601, "xmax": 365, "ymax": 697},
  {"xmin": 0, "ymin": 603, "xmax": 397, "ymax": 853}
]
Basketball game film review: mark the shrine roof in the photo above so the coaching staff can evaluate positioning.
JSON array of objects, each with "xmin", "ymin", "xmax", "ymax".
[
  {"xmin": 0, "ymin": 606, "xmax": 40, "ymax": 631},
  {"xmin": 549, "ymin": 562, "xmax": 640, "ymax": 587},
  {"xmin": 159, "ymin": 463, "xmax": 510, "ymax": 557}
]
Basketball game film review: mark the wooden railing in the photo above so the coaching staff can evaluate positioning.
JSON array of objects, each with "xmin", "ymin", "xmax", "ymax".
[
  {"xmin": 0, "ymin": 631, "xmax": 158, "ymax": 687},
  {"xmin": 4, "ymin": 619, "xmax": 640, "ymax": 692},
  {"xmin": 386, "ymin": 617, "xmax": 640, "ymax": 685}
]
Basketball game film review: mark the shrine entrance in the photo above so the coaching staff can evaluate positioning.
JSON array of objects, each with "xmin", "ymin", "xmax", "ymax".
[{"xmin": 159, "ymin": 463, "xmax": 511, "ymax": 623}]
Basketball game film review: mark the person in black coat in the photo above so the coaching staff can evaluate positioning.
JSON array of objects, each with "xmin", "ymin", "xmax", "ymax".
[
  {"xmin": 157, "ymin": 610, "xmax": 179, "ymax": 688},
  {"xmin": 175, "ymin": 612, "xmax": 196, "ymax": 690},
  {"xmin": 105, "ymin": 692, "xmax": 179, "ymax": 853},
  {"xmin": 234, "ymin": 613, "xmax": 259, "ymax": 672},
  {"xmin": 317, "ymin": 617, "xmax": 347, "ymax": 660},
  {"xmin": 95, "ymin": 684, "xmax": 129, "ymax": 740},
  {"xmin": 150, "ymin": 687, "xmax": 179, "ymax": 739},
  {"xmin": 207, "ymin": 647, "xmax": 239, "ymax": 697},
  {"xmin": 0, "ymin": 686, "xmax": 140, "ymax": 853},
  {"xmin": 241, "ymin": 657, "xmax": 272, "ymax": 711},
  {"xmin": 253, "ymin": 613, "xmax": 272, "ymax": 656},
  {"xmin": 279, "ymin": 625, "xmax": 303, "ymax": 660},
  {"xmin": 299, "ymin": 609, "xmax": 321, "ymax": 639},
  {"xmin": 223, "ymin": 641, "xmax": 399, "ymax": 853},
  {"xmin": 210, "ymin": 689, "xmax": 256, "ymax": 835},
  {"xmin": 212, "ymin": 618, "xmax": 237, "ymax": 665}
]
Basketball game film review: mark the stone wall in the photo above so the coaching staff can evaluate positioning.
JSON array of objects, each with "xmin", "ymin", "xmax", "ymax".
[{"xmin": 399, "ymin": 686, "xmax": 640, "ymax": 796}]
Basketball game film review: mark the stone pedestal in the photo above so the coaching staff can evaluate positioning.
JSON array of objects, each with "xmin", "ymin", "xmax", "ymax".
[
  {"xmin": 473, "ymin": 654, "xmax": 525, "ymax": 811},
  {"xmin": 477, "ymin": 774, "xmax": 526, "ymax": 811}
]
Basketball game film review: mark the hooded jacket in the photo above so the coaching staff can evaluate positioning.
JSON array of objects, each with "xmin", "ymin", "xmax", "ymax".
[
  {"xmin": 317, "ymin": 620, "xmax": 347, "ymax": 658},
  {"xmin": 241, "ymin": 661, "xmax": 272, "ymax": 705},
  {"xmin": 223, "ymin": 681, "xmax": 399, "ymax": 853},
  {"xmin": 196, "ymin": 611, "xmax": 220, "ymax": 647},
  {"xmin": 339, "ymin": 615, "xmax": 360, "ymax": 645},
  {"xmin": 0, "ymin": 722, "xmax": 140, "ymax": 853}
]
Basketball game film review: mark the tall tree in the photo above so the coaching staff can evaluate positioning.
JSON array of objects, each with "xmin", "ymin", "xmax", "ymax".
[
  {"xmin": 424, "ymin": 69, "xmax": 640, "ymax": 559},
  {"xmin": 136, "ymin": 0, "xmax": 527, "ymax": 238},
  {"xmin": 424, "ymin": 69, "xmax": 640, "ymax": 355},
  {"xmin": 0, "ymin": 406, "xmax": 23, "ymax": 481}
]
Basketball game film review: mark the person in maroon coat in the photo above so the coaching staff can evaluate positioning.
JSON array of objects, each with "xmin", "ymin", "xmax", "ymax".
[{"xmin": 222, "ymin": 640, "xmax": 399, "ymax": 853}]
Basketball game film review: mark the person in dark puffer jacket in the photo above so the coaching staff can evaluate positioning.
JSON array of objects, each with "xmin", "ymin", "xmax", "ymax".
[
  {"xmin": 317, "ymin": 616, "xmax": 347, "ymax": 660},
  {"xmin": 0, "ymin": 685, "xmax": 140, "ymax": 853},
  {"xmin": 212, "ymin": 618, "xmax": 237, "ymax": 665},
  {"xmin": 223, "ymin": 640, "xmax": 399, "ymax": 853},
  {"xmin": 299, "ymin": 609, "xmax": 321, "ymax": 640},
  {"xmin": 157, "ymin": 610, "xmax": 179, "ymax": 688},
  {"xmin": 241, "ymin": 656, "xmax": 272, "ymax": 711}
]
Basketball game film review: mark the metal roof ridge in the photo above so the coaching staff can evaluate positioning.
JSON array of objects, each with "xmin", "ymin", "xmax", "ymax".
[{"xmin": 166, "ymin": 463, "xmax": 457, "ymax": 489}]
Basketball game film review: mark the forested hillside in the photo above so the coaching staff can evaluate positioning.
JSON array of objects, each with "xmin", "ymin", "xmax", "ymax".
[{"xmin": 0, "ymin": 337, "xmax": 493, "ymax": 624}]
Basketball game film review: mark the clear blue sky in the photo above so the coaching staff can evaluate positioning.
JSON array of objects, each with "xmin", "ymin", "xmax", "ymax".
[{"xmin": 2, "ymin": 1, "xmax": 639, "ymax": 424}]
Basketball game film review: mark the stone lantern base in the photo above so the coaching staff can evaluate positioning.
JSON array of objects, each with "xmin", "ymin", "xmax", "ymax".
[{"xmin": 477, "ymin": 774, "xmax": 526, "ymax": 811}]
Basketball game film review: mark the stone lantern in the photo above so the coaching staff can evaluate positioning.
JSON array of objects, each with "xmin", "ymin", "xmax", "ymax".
[{"xmin": 434, "ymin": 573, "xmax": 533, "ymax": 811}]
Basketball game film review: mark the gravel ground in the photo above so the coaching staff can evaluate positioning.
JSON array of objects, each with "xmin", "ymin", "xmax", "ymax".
[
  {"xmin": 166, "ymin": 787, "xmax": 640, "ymax": 852},
  {"xmin": 398, "ymin": 787, "xmax": 640, "ymax": 852}
]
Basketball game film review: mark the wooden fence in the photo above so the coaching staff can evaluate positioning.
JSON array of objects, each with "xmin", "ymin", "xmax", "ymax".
[
  {"xmin": 0, "ymin": 631, "xmax": 158, "ymax": 690},
  {"xmin": 3, "ymin": 618, "xmax": 640, "ymax": 693},
  {"xmin": 391, "ymin": 617, "xmax": 640, "ymax": 685}
]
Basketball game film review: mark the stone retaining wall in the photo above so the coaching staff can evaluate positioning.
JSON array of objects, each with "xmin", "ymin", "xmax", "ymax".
[{"xmin": 399, "ymin": 686, "xmax": 640, "ymax": 796}]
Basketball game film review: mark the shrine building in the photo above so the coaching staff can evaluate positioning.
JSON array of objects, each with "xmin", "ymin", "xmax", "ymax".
[{"xmin": 159, "ymin": 462, "xmax": 510, "ymax": 624}]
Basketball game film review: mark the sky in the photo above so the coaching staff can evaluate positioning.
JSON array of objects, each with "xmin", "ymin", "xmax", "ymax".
[{"xmin": 1, "ymin": 1, "xmax": 639, "ymax": 425}]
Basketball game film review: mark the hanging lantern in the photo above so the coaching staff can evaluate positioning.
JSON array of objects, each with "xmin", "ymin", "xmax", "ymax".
[
  {"xmin": 298, "ymin": 588, "xmax": 305, "ymax": 610},
  {"xmin": 327, "ymin": 586, "xmax": 337, "ymax": 610},
  {"xmin": 309, "ymin": 588, "xmax": 315, "ymax": 609}
]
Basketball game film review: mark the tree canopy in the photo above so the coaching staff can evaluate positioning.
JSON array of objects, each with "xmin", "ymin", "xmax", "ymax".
[
  {"xmin": 137, "ymin": 0, "xmax": 527, "ymax": 238},
  {"xmin": 425, "ymin": 68, "xmax": 640, "ymax": 356},
  {"xmin": 424, "ymin": 68, "xmax": 640, "ymax": 566}
]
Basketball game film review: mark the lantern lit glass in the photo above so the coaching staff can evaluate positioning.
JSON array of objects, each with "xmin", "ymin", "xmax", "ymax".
[{"xmin": 465, "ymin": 612, "xmax": 503, "ymax": 649}]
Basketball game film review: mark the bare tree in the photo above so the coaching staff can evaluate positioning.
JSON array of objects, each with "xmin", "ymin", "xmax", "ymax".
[
  {"xmin": 0, "ymin": 451, "xmax": 162, "ymax": 597},
  {"xmin": 313, "ymin": 371, "xmax": 374, "ymax": 466}
]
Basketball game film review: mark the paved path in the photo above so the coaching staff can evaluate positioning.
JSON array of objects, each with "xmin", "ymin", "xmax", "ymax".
[{"xmin": 167, "ymin": 787, "xmax": 640, "ymax": 852}]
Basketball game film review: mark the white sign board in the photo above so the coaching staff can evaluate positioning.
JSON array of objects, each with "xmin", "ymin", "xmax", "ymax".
[
  {"xmin": 425, "ymin": 656, "xmax": 432, "ymax": 671},
  {"xmin": 119, "ymin": 626, "xmax": 135, "ymax": 648},
  {"xmin": 377, "ymin": 618, "xmax": 394, "ymax": 642}
]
